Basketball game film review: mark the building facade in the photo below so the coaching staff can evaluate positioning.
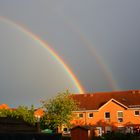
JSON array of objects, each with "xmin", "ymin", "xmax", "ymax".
[{"xmin": 70, "ymin": 90, "xmax": 140, "ymax": 136}]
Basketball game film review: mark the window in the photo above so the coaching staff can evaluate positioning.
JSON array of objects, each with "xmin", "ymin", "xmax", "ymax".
[
  {"xmin": 118, "ymin": 118, "xmax": 123, "ymax": 122},
  {"xmin": 126, "ymin": 126, "xmax": 133, "ymax": 134},
  {"xmin": 117, "ymin": 126, "xmax": 125, "ymax": 133},
  {"xmin": 63, "ymin": 128, "xmax": 68, "ymax": 132},
  {"xmin": 134, "ymin": 111, "xmax": 140, "ymax": 116},
  {"xmin": 105, "ymin": 126, "xmax": 112, "ymax": 133},
  {"xmin": 105, "ymin": 112, "xmax": 110, "ymax": 119},
  {"xmin": 63, "ymin": 128, "xmax": 70, "ymax": 135},
  {"xmin": 88, "ymin": 113, "xmax": 93, "ymax": 118},
  {"xmin": 117, "ymin": 111, "xmax": 123, "ymax": 122},
  {"xmin": 118, "ymin": 111, "xmax": 123, "ymax": 117},
  {"xmin": 96, "ymin": 127, "xmax": 102, "ymax": 136},
  {"xmin": 79, "ymin": 113, "xmax": 83, "ymax": 118}
]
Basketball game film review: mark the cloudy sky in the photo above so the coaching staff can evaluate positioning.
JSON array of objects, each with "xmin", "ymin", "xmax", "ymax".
[{"xmin": 0, "ymin": 0, "xmax": 140, "ymax": 107}]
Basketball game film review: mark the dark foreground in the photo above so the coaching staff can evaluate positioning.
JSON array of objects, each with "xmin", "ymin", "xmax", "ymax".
[
  {"xmin": 0, "ymin": 133, "xmax": 140, "ymax": 140},
  {"xmin": 62, "ymin": 133, "xmax": 140, "ymax": 140},
  {"xmin": 92, "ymin": 133, "xmax": 140, "ymax": 140},
  {"xmin": 0, "ymin": 132, "xmax": 62, "ymax": 140}
]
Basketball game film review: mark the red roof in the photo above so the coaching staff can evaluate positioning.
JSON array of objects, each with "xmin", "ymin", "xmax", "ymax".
[
  {"xmin": 71, "ymin": 90, "xmax": 140, "ymax": 110},
  {"xmin": 34, "ymin": 108, "xmax": 44, "ymax": 118},
  {"xmin": 0, "ymin": 104, "xmax": 9, "ymax": 109}
]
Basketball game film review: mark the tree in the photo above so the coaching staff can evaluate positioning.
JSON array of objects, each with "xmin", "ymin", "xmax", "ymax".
[
  {"xmin": 0, "ymin": 105, "xmax": 36, "ymax": 125},
  {"xmin": 41, "ymin": 90, "xmax": 79, "ymax": 131}
]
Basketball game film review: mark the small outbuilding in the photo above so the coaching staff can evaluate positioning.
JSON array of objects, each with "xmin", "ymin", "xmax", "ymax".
[
  {"xmin": 71, "ymin": 126, "xmax": 90, "ymax": 140},
  {"xmin": 0, "ymin": 117, "xmax": 39, "ymax": 133}
]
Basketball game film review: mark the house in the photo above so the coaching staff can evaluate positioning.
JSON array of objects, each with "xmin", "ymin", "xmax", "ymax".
[
  {"xmin": 0, "ymin": 104, "xmax": 44, "ymax": 121},
  {"xmin": 0, "ymin": 103, "xmax": 9, "ymax": 109},
  {"xmin": 34, "ymin": 108, "xmax": 44, "ymax": 119},
  {"xmin": 70, "ymin": 90, "xmax": 140, "ymax": 136}
]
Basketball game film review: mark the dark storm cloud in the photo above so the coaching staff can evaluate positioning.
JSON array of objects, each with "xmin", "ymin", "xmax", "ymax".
[{"xmin": 0, "ymin": 0, "xmax": 140, "ymax": 106}]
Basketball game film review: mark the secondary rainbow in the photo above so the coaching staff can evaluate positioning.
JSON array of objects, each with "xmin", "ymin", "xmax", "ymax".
[
  {"xmin": 0, "ymin": 16, "xmax": 84, "ymax": 94},
  {"xmin": 60, "ymin": 15, "xmax": 119, "ymax": 90}
]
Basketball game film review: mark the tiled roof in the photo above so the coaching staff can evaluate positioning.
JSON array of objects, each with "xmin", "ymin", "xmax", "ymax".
[
  {"xmin": 34, "ymin": 108, "xmax": 44, "ymax": 118},
  {"xmin": 0, "ymin": 104, "xmax": 45, "ymax": 118},
  {"xmin": 71, "ymin": 90, "xmax": 140, "ymax": 110},
  {"xmin": 0, "ymin": 103, "xmax": 9, "ymax": 109}
]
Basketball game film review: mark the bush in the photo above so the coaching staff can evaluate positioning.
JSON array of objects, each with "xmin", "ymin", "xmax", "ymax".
[{"xmin": 0, "ymin": 105, "xmax": 36, "ymax": 125}]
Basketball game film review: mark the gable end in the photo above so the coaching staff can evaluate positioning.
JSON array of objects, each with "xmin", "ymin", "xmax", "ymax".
[{"xmin": 99, "ymin": 98, "xmax": 128, "ymax": 110}]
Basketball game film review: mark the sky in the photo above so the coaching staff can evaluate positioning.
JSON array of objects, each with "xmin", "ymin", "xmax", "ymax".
[{"xmin": 0, "ymin": 0, "xmax": 140, "ymax": 107}]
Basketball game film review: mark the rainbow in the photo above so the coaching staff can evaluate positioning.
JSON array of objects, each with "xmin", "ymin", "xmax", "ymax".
[
  {"xmin": 60, "ymin": 15, "xmax": 119, "ymax": 90},
  {"xmin": 0, "ymin": 16, "xmax": 85, "ymax": 94}
]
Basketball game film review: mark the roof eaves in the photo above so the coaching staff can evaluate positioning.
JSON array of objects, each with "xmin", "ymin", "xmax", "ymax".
[
  {"xmin": 128, "ymin": 108, "xmax": 140, "ymax": 110},
  {"xmin": 73, "ymin": 109, "xmax": 98, "ymax": 112}
]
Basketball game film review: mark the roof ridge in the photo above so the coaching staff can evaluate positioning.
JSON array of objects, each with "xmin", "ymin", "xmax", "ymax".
[{"xmin": 83, "ymin": 90, "xmax": 140, "ymax": 94}]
